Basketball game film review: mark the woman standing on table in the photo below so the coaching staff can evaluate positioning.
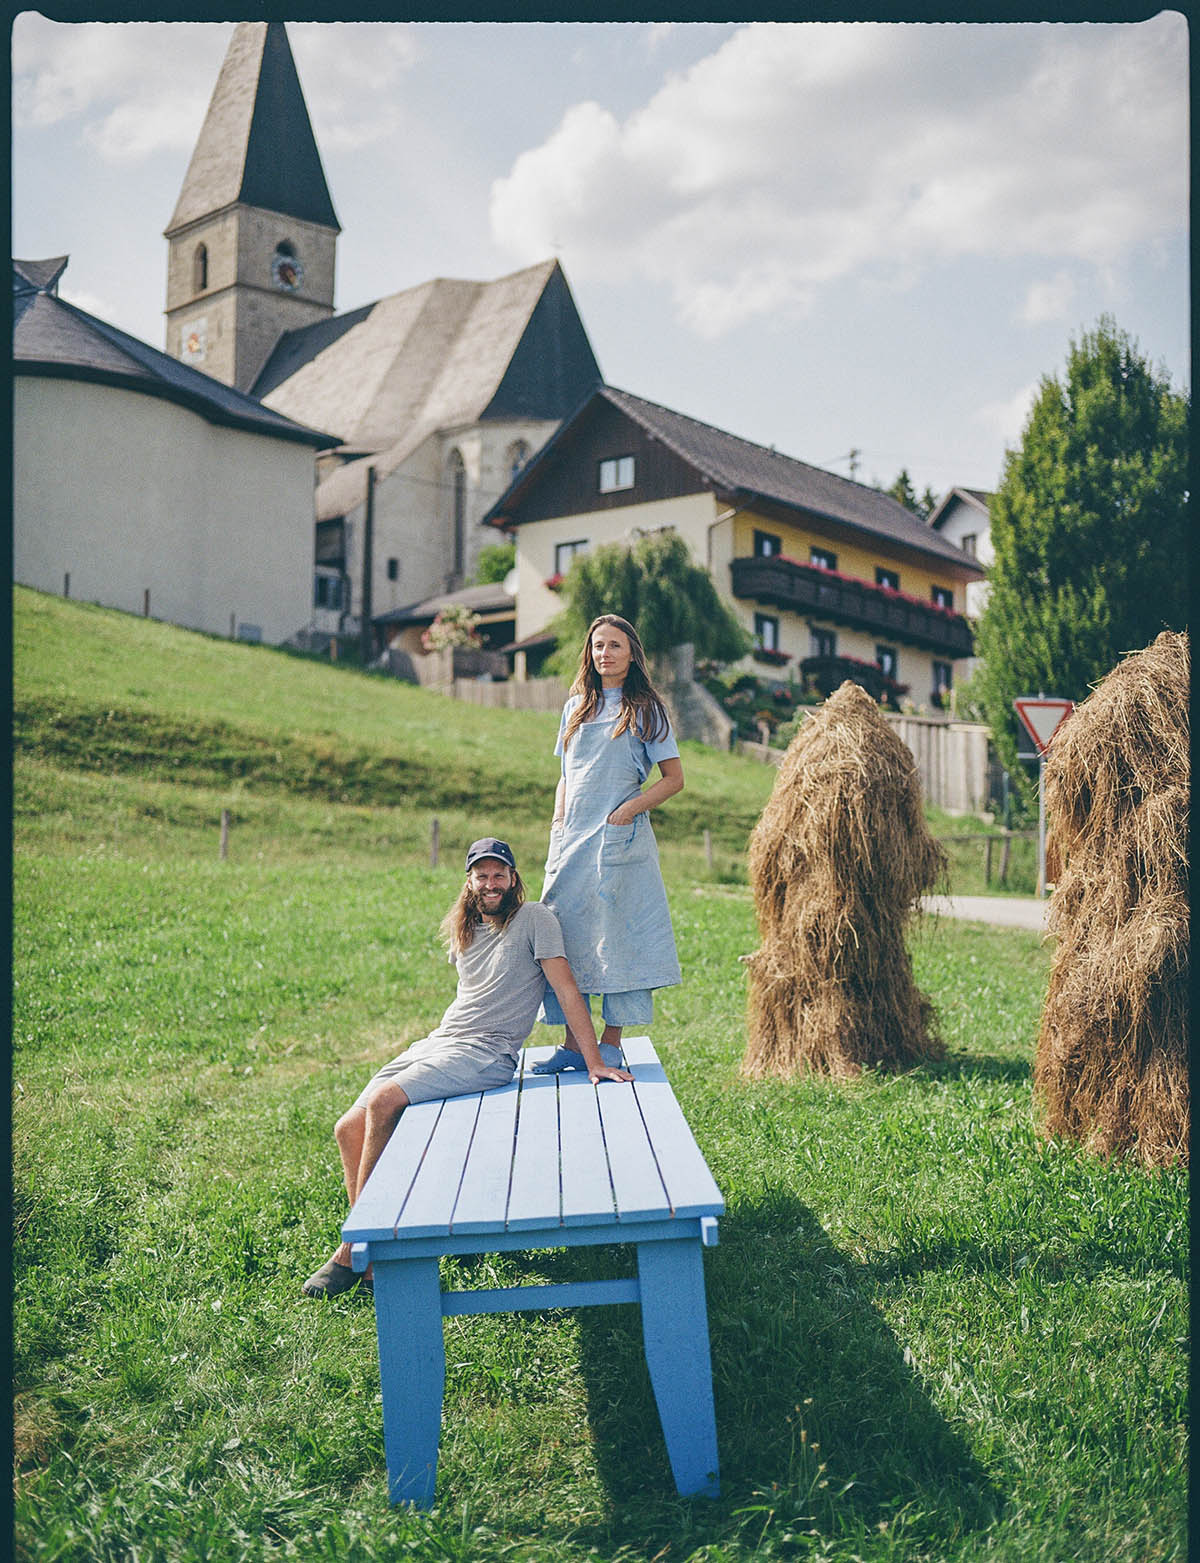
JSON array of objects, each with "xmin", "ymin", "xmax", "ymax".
[{"xmin": 532, "ymin": 614, "xmax": 684, "ymax": 1074}]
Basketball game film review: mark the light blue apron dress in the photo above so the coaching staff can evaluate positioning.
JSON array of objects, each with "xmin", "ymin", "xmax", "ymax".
[{"xmin": 540, "ymin": 689, "xmax": 681, "ymax": 1007}]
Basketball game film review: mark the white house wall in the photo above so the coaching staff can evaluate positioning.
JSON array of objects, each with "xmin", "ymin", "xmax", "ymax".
[{"xmin": 14, "ymin": 377, "xmax": 316, "ymax": 644}]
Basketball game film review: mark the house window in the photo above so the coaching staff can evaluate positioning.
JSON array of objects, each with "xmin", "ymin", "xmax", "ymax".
[
  {"xmin": 599, "ymin": 455, "xmax": 635, "ymax": 493},
  {"xmin": 386, "ymin": 558, "xmax": 399, "ymax": 582},
  {"xmin": 314, "ymin": 573, "xmax": 343, "ymax": 610},
  {"xmin": 810, "ymin": 547, "xmax": 837, "ymax": 572},
  {"xmin": 193, "ymin": 243, "xmax": 208, "ymax": 292},
  {"xmin": 448, "ymin": 450, "xmax": 467, "ymax": 576},
  {"xmin": 555, "ymin": 539, "xmax": 589, "ymax": 575},
  {"xmin": 507, "ymin": 440, "xmax": 531, "ymax": 480},
  {"xmin": 810, "ymin": 627, "xmax": 836, "ymax": 658},
  {"xmin": 876, "ymin": 645, "xmax": 897, "ymax": 680},
  {"xmin": 754, "ymin": 530, "xmax": 782, "ymax": 557},
  {"xmin": 931, "ymin": 585, "xmax": 954, "ymax": 610},
  {"xmin": 960, "ymin": 534, "xmax": 977, "ymax": 558},
  {"xmin": 754, "ymin": 613, "xmax": 779, "ymax": 652},
  {"xmin": 932, "ymin": 660, "xmax": 953, "ymax": 707},
  {"xmin": 875, "ymin": 567, "xmax": 899, "ymax": 590}
]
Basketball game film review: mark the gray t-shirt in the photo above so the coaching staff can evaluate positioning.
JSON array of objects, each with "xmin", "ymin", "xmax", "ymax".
[{"xmin": 432, "ymin": 901, "xmax": 566, "ymax": 1056}]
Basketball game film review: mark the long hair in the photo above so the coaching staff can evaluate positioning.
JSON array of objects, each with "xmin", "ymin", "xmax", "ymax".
[
  {"xmin": 439, "ymin": 868, "xmax": 526, "ymax": 956},
  {"xmin": 562, "ymin": 614, "xmax": 671, "ymax": 752}
]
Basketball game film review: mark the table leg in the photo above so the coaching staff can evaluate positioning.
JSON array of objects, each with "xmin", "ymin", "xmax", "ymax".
[
  {"xmin": 373, "ymin": 1257, "xmax": 445, "ymax": 1506},
  {"xmin": 636, "ymin": 1238, "xmax": 720, "ymax": 1498}
]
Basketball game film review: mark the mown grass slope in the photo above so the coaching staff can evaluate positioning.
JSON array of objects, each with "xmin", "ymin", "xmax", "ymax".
[{"xmin": 12, "ymin": 588, "xmax": 1186, "ymax": 1563}]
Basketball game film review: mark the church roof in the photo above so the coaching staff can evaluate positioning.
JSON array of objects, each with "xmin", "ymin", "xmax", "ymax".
[
  {"xmin": 13, "ymin": 256, "xmax": 69, "ymax": 294},
  {"xmin": 166, "ymin": 21, "xmax": 339, "ymax": 236},
  {"xmin": 260, "ymin": 259, "xmax": 602, "ymax": 519},
  {"xmin": 14, "ymin": 259, "xmax": 336, "ymax": 448}
]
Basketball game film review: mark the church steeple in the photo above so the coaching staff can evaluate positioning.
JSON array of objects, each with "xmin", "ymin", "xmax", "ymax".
[{"xmin": 164, "ymin": 22, "xmax": 339, "ymax": 392}]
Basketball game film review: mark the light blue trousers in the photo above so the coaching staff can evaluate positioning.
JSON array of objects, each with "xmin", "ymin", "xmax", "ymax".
[{"xmin": 539, "ymin": 986, "xmax": 653, "ymax": 1028}]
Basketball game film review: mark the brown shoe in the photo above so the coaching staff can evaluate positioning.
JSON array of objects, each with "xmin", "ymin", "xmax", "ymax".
[{"xmin": 301, "ymin": 1258, "xmax": 368, "ymax": 1298}]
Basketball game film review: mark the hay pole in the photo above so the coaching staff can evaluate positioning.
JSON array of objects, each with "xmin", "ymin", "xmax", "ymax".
[
  {"xmin": 430, "ymin": 816, "xmax": 440, "ymax": 868},
  {"xmin": 219, "ymin": 808, "xmax": 230, "ymax": 860},
  {"xmin": 704, "ymin": 828, "xmax": 713, "ymax": 871}
]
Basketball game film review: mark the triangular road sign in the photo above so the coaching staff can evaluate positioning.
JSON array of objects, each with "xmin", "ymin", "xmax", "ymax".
[{"xmin": 1014, "ymin": 696, "xmax": 1074, "ymax": 756}]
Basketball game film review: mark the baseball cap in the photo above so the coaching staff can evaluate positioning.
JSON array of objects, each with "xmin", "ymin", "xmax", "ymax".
[{"xmin": 465, "ymin": 837, "xmax": 517, "ymax": 871}]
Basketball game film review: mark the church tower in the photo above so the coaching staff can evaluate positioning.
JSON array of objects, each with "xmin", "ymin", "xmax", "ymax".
[{"xmin": 164, "ymin": 22, "xmax": 339, "ymax": 393}]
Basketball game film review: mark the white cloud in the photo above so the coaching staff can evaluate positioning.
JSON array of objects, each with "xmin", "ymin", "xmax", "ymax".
[
  {"xmin": 58, "ymin": 284, "xmax": 118, "ymax": 321},
  {"xmin": 1018, "ymin": 271, "xmax": 1077, "ymax": 325},
  {"xmin": 13, "ymin": 19, "xmax": 226, "ymax": 156},
  {"xmin": 975, "ymin": 380, "xmax": 1041, "ymax": 447},
  {"xmin": 490, "ymin": 16, "xmax": 1187, "ymax": 338},
  {"xmin": 11, "ymin": 17, "xmax": 420, "ymax": 162},
  {"xmin": 289, "ymin": 23, "xmax": 422, "ymax": 152}
]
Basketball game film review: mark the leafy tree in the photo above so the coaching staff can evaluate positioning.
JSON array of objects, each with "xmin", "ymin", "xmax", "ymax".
[
  {"xmin": 546, "ymin": 530, "xmax": 751, "ymax": 674},
  {"xmin": 973, "ymin": 316, "xmax": 1189, "ymax": 804},
  {"xmin": 472, "ymin": 541, "xmax": 515, "ymax": 586}
]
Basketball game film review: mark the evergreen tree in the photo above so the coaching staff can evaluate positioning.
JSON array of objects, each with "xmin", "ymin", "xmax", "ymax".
[
  {"xmin": 547, "ymin": 530, "xmax": 750, "ymax": 673},
  {"xmin": 973, "ymin": 316, "xmax": 1189, "ymax": 804},
  {"xmin": 885, "ymin": 469, "xmax": 937, "ymax": 519}
]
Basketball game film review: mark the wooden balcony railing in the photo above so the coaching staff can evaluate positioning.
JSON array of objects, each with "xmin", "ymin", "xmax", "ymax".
[{"xmin": 729, "ymin": 555, "xmax": 974, "ymax": 657}]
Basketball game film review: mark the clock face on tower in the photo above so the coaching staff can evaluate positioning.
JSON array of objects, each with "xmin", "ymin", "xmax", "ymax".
[{"xmin": 271, "ymin": 248, "xmax": 303, "ymax": 293}]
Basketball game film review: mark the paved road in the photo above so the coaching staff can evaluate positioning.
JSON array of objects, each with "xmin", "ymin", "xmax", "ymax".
[{"xmin": 922, "ymin": 894, "xmax": 1049, "ymax": 931}]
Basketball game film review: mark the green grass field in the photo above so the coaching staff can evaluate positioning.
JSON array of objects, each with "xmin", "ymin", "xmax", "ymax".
[{"xmin": 12, "ymin": 588, "xmax": 1187, "ymax": 1562}]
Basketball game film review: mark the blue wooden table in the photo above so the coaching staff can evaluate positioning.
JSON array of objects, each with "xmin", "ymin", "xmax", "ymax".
[{"xmin": 343, "ymin": 1036, "xmax": 724, "ymax": 1507}]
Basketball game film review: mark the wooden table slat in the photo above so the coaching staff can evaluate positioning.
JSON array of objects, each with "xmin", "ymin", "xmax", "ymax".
[
  {"xmin": 630, "ymin": 1064, "xmax": 725, "ymax": 1218},
  {"xmin": 446, "ymin": 1078, "xmax": 521, "ymax": 1234},
  {"xmin": 558, "ymin": 1073, "xmax": 619, "ymax": 1227},
  {"xmin": 345, "ymin": 1098, "xmax": 446, "ymax": 1241},
  {"xmin": 505, "ymin": 1066, "xmax": 565, "ymax": 1231},
  {"xmin": 393, "ymin": 1092, "xmax": 485, "ymax": 1237},
  {"xmin": 596, "ymin": 1081, "xmax": 671, "ymax": 1221}
]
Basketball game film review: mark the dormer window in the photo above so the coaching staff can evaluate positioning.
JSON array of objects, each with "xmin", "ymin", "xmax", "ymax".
[{"xmin": 599, "ymin": 456, "xmax": 635, "ymax": 493}]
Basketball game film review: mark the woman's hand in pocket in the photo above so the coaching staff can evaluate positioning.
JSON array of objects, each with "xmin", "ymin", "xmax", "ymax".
[{"xmin": 606, "ymin": 801, "xmax": 639, "ymax": 828}]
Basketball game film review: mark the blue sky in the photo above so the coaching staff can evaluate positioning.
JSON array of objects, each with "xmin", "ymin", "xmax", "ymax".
[{"xmin": 12, "ymin": 15, "xmax": 1189, "ymax": 498}]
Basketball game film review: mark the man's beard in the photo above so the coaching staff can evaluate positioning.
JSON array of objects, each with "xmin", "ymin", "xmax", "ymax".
[{"xmin": 477, "ymin": 883, "xmax": 519, "ymax": 922}]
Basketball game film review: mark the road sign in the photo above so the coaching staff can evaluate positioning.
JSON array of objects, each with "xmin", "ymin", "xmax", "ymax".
[{"xmin": 1014, "ymin": 697, "xmax": 1074, "ymax": 757}]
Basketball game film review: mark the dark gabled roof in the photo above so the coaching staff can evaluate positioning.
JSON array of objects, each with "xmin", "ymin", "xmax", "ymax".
[
  {"xmin": 487, "ymin": 385, "xmax": 985, "ymax": 574},
  {"xmin": 927, "ymin": 485, "xmax": 993, "ymax": 531},
  {"xmin": 166, "ymin": 21, "xmax": 339, "ymax": 235},
  {"xmin": 13, "ymin": 261, "xmax": 337, "ymax": 448}
]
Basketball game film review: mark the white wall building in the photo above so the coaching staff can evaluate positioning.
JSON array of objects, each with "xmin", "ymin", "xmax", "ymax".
[{"xmin": 14, "ymin": 257, "xmax": 335, "ymax": 645}]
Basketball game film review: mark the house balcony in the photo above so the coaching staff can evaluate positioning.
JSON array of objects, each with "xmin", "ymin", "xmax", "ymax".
[{"xmin": 729, "ymin": 555, "xmax": 974, "ymax": 657}]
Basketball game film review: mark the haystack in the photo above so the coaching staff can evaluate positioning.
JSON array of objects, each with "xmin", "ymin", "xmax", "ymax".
[
  {"xmin": 742, "ymin": 681, "xmax": 946, "ymax": 1078},
  {"xmin": 1033, "ymin": 631, "xmax": 1189, "ymax": 1167}
]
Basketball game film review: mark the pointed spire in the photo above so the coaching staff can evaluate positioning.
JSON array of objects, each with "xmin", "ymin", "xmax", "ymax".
[{"xmin": 166, "ymin": 22, "xmax": 339, "ymax": 236}]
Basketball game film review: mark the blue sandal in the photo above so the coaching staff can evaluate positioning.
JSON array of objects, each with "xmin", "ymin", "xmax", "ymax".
[{"xmin": 531, "ymin": 1043, "xmax": 624, "ymax": 1074}]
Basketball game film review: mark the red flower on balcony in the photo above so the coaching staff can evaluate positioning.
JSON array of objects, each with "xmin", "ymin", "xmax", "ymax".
[
  {"xmin": 543, "ymin": 573, "xmax": 564, "ymax": 591},
  {"xmin": 752, "ymin": 646, "xmax": 792, "ymax": 666}
]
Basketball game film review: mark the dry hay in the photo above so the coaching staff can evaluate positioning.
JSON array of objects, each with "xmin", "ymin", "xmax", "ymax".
[
  {"xmin": 742, "ymin": 680, "xmax": 947, "ymax": 1079},
  {"xmin": 1034, "ymin": 630, "xmax": 1189, "ymax": 1167}
]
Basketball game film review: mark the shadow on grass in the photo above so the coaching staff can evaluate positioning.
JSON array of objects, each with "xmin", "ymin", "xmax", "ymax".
[
  {"xmin": 920, "ymin": 1051, "xmax": 1031, "ymax": 1084},
  {"xmin": 518, "ymin": 1190, "xmax": 1001, "ymax": 1555}
]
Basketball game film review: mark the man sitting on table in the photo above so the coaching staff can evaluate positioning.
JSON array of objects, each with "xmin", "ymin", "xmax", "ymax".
[{"xmin": 302, "ymin": 836, "xmax": 633, "ymax": 1298}]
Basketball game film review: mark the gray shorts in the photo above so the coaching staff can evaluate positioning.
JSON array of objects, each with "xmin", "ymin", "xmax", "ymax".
[{"xmin": 353, "ymin": 1033, "xmax": 518, "ymax": 1109}]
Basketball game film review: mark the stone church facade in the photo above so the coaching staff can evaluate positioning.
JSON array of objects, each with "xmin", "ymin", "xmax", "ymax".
[{"xmin": 165, "ymin": 22, "xmax": 602, "ymax": 647}]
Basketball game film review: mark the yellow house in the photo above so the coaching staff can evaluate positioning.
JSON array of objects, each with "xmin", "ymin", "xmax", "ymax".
[{"xmin": 484, "ymin": 386, "xmax": 984, "ymax": 709}]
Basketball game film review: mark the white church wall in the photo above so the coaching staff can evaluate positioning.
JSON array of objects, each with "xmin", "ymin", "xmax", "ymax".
[{"xmin": 14, "ymin": 377, "xmax": 316, "ymax": 644}]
